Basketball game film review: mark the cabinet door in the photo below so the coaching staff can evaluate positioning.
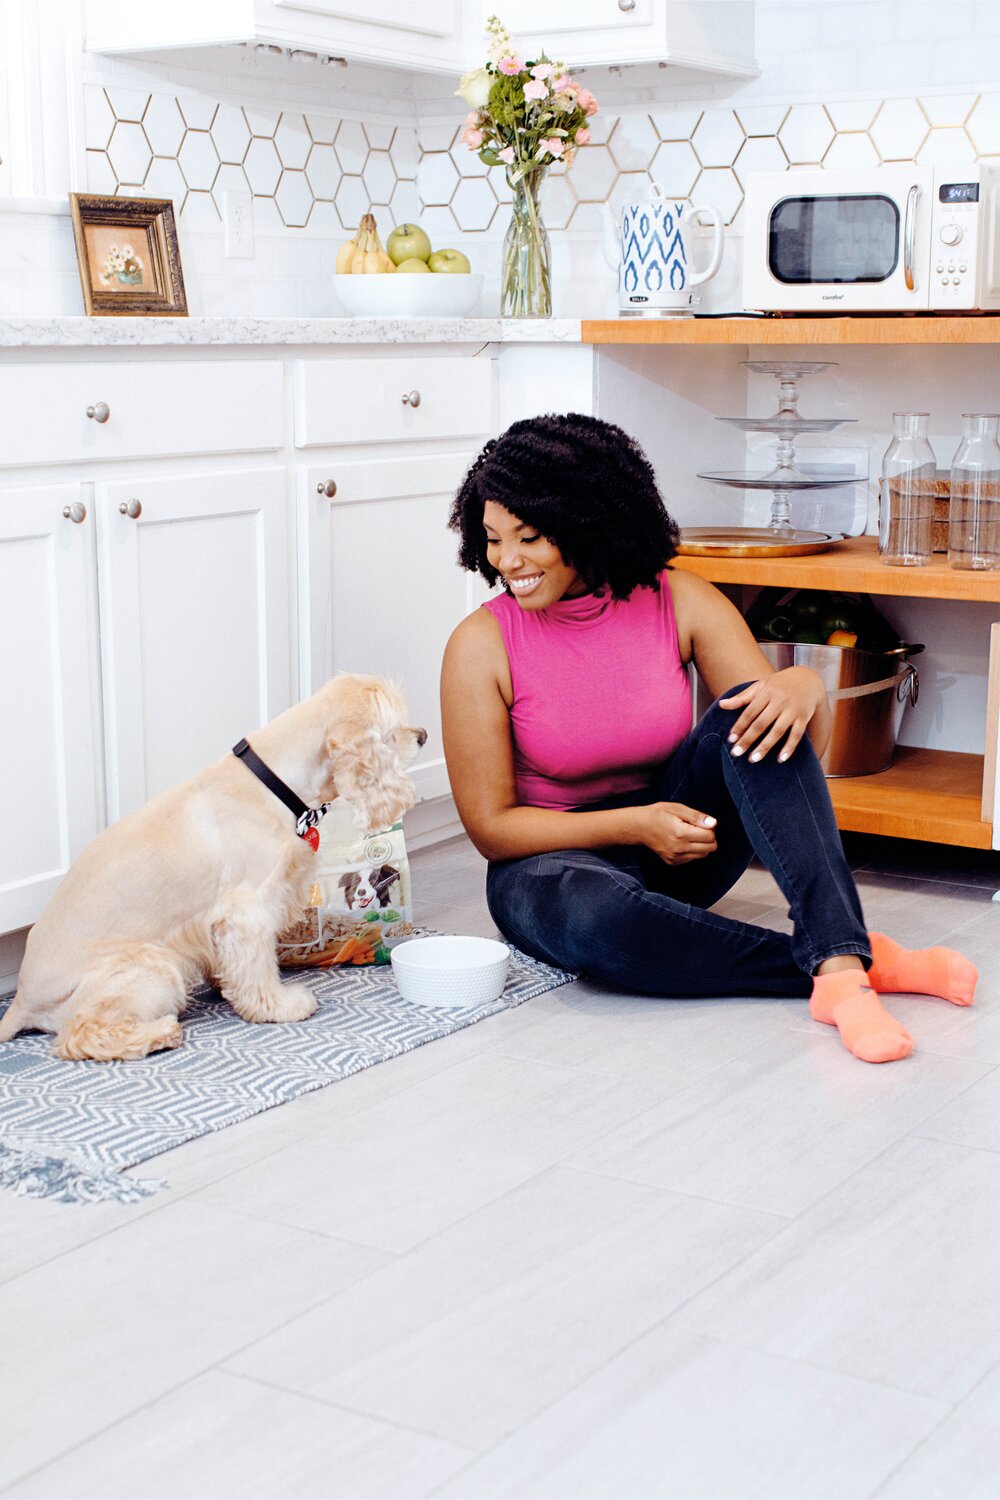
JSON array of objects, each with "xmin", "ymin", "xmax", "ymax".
[
  {"xmin": 96, "ymin": 466, "xmax": 292, "ymax": 821},
  {"xmin": 261, "ymin": 0, "xmax": 464, "ymax": 70},
  {"xmin": 486, "ymin": 0, "xmax": 755, "ymax": 70},
  {"xmin": 298, "ymin": 452, "xmax": 477, "ymax": 804},
  {"xmin": 0, "ymin": 485, "xmax": 101, "ymax": 931}
]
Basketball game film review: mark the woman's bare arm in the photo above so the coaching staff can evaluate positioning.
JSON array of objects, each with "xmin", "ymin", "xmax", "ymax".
[{"xmin": 669, "ymin": 570, "xmax": 833, "ymax": 758}]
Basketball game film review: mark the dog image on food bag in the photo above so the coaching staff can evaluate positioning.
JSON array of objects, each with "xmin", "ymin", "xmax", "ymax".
[
  {"xmin": 0, "ymin": 675, "xmax": 425, "ymax": 1061},
  {"xmin": 276, "ymin": 805, "xmax": 414, "ymax": 969}
]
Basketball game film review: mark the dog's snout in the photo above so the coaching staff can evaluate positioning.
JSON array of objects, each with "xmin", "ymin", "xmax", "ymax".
[{"xmin": 415, "ymin": 727, "xmax": 427, "ymax": 748}]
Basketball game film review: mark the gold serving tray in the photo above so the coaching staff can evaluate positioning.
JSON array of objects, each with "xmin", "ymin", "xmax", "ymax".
[{"xmin": 677, "ymin": 527, "xmax": 846, "ymax": 558}]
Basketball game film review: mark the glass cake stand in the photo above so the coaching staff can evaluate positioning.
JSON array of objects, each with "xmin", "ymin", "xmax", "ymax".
[{"xmin": 697, "ymin": 360, "xmax": 858, "ymax": 534}]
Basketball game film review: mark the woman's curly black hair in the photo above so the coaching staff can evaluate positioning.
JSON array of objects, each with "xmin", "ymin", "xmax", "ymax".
[{"xmin": 448, "ymin": 412, "xmax": 679, "ymax": 601}]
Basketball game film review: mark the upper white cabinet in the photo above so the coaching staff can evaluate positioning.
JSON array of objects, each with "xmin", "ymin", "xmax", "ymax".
[
  {"xmin": 482, "ymin": 0, "xmax": 757, "ymax": 76},
  {"xmin": 85, "ymin": 0, "xmax": 755, "ymax": 78},
  {"xmin": 85, "ymin": 0, "xmax": 466, "ymax": 74}
]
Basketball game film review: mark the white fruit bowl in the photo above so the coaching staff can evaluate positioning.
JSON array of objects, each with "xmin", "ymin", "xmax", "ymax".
[
  {"xmin": 332, "ymin": 272, "xmax": 484, "ymax": 318},
  {"xmin": 390, "ymin": 935, "xmax": 510, "ymax": 1008}
]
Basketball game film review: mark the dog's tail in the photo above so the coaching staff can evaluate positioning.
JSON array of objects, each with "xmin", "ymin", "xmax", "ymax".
[{"xmin": 0, "ymin": 991, "xmax": 27, "ymax": 1043}]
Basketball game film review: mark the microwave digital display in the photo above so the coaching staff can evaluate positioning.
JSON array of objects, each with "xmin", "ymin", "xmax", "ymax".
[
  {"xmin": 767, "ymin": 194, "xmax": 900, "ymax": 283},
  {"xmin": 939, "ymin": 182, "xmax": 979, "ymax": 202}
]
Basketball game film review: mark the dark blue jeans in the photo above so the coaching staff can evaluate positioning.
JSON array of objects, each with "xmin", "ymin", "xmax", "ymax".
[{"xmin": 486, "ymin": 687, "xmax": 871, "ymax": 998}]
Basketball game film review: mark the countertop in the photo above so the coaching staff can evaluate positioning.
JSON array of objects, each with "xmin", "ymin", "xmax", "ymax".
[{"xmin": 0, "ymin": 316, "xmax": 584, "ymax": 347}]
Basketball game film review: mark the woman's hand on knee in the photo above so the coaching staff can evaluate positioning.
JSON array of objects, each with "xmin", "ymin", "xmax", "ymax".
[
  {"xmin": 720, "ymin": 667, "xmax": 826, "ymax": 764},
  {"xmin": 640, "ymin": 802, "xmax": 718, "ymax": 865}
]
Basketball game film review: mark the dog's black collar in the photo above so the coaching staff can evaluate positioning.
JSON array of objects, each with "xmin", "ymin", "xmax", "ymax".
[{"xmin": 232, "ymin": 738, "xmax": 331, "ymax": 845}]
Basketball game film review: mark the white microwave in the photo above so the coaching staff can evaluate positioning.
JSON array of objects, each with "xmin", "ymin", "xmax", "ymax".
[{"xmin": 742, "ymin": 164, "xmax": 1000, "ymax": 313}]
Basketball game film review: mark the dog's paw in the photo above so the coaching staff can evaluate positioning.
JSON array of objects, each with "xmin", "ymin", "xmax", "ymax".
[
  {"xmin": 271, "ymin": 982, "xmax": 319, "ymax": 1023},
  {"xmin": 151, "ymin": 1019, "xmax": 184, "ymax": 1052}
]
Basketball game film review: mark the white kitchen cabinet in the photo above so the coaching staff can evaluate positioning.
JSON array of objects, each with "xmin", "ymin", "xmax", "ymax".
[
  {"xmin": 298, "ymin": 452, "xmax": 479, "ymax": 803},
  {"xmin": 293, "ymin": 355, "xmax": 494, "ymax": 449},
  {"xmin": 0, "ymin": 484, "xmax": 102, "ymax": 934},
  {"xmin": 85, "ymin": 0, "xmax": 465, "ymax": 73},
  {"xmin": 96, "ymin": 466, "xmax": 293, "ymax": 822},
  {"xmin": 485, "ymin": 0, "xmax": 757, "ymax": 75}
]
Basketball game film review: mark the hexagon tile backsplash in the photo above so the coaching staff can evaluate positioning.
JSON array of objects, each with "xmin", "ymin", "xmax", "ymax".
[{"xmin": 85, "ymin": 84, "xmax": 1000, "ymax": 236}]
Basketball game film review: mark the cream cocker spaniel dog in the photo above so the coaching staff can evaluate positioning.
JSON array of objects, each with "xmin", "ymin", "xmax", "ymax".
[{"xmin": 0, "ymin": 675, "xmax": 425, "ymax": 1062}]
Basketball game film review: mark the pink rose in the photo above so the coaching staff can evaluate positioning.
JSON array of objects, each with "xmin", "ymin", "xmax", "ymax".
[
  {"xmin": 498, "ymin": 144, "xmax": 515, "ymax": 164},
  {"xmin": 464, "ymin": 110, "xmax": 481, "ymax": 128},
  {"xmin": 574, "ymin": 126, "xmax": 591, "ymax": 145},
  {"xmin": 577, "ymin": 87, "xmax": 599, "ymax": 115},
  {"xmin": 461, "ymin": 127, "xmax": 484, "ymax": 148},
  {"xmin": 523, "ymin": 78, "xmax": 548, "ymax": 100},
  {"xmin": 551, "ymin": 74, "xmax": 574, "ymax": 91},
  {"xmin": 498, "ymin": 54, "xmax": 525, "ymax": 75},
  {"xmin": 531, "ymin": 63, "xmax": 554, "ymax": 79},
  {"xmin": 540, "ymin": 137, "xmax": 564, "ymax": 158}
]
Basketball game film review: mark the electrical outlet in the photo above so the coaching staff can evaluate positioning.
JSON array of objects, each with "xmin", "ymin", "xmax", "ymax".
[{"xmin": 224, "ymin": 190, "xmax": 254, "ymax": 259}]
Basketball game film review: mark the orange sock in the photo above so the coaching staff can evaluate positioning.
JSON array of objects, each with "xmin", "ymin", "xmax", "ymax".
[
  {"xmin": 809, "ymin": 970, "xmax": 913, "ymax": 1064},
  {"xmin": 868, "ymin": 931, "xmax": 978, "ymax": 1007}
]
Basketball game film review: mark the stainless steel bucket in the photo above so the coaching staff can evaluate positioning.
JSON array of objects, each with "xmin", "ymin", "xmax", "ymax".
[{"xmin": 757, "ymin": 642, "xmax": 919, "ymax": 777}]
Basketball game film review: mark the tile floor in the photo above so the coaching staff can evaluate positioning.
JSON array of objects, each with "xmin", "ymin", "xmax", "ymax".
[{"xmin": 3, "ymin": 831, "xmax": 1000, "ymax": 1499}]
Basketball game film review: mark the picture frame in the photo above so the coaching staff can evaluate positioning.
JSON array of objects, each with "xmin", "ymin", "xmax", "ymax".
[{"xmin": 69, "ymin": 193, "xmax": 188, "ymax": 317}]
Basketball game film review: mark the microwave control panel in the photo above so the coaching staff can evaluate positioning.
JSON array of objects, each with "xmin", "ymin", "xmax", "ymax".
[{"xmin": 929, "ymin": 178, "xmax": 980, "ymax": 306}]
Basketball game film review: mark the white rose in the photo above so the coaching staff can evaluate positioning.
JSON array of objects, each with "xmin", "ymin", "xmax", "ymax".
[{"xmin": 456, "ymin": 67, "xmax": 492, "ymax": 108}]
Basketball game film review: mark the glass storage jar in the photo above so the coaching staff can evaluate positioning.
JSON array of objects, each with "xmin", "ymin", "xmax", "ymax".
[
  {"xmin": 879, "ymin": 412, "xmax": 936, "ymax": 566},
  {"xmin": 949, "ymin": 413, "xmax": 1000, "ymax": 571}
]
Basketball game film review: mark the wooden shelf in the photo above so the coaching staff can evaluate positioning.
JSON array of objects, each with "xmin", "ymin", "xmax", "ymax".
[
  {"xmin": 827, "ymin": 748, "xmax": 991, "ymax": 848},
  {"xmin": 673, "ymin": 536, "xmax": 1000, "ymax": 603},
  {"xmin": 672, "ymin": 539, "xmax": 998, "ymax": 850},
  {"xmin": 582, "ymin": 315, "xmax": 1000, "ymax": 346}
]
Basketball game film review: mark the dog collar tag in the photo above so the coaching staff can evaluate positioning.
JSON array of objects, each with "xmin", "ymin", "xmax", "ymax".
[{"xmin": 301, "ymin": 826, "xmax": 320, "ymax": 852}]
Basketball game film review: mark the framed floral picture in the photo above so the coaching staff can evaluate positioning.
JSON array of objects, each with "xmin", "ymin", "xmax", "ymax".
[{"xmin": 69, "ymin": 193, "xmax": 187, "ymax": 316}]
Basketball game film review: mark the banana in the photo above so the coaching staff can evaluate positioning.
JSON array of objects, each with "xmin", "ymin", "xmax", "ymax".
[
  {"xmin": 338, "ymin": 214, "xmax": 398, "ymax": 275},
  {"xmin": 350, "ymin": 228, "xmax": 367, "ymax": 276},
  {"xmin": 335, "ymin": 231, "xmax": 357, "ymax": 274}
]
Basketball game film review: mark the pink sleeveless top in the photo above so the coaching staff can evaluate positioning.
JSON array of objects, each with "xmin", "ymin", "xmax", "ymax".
[{"xmin": 483, "ymin": 570, "xmax": 692, "ymax": 811}]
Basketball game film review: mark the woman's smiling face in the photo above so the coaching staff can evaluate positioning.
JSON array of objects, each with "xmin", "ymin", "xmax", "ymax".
[{"xmin": 482, "ymin": 501, "xmax": 587, "ymax": 609}]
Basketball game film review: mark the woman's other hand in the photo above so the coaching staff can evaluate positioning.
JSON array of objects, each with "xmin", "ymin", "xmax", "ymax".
[
  {"xmin": 639, "ymin": 802, "xmax": 718, "ymax": 864},
  {"xmin": 720, "ymin": 666, "xmax": 827, "ymax": 764}
]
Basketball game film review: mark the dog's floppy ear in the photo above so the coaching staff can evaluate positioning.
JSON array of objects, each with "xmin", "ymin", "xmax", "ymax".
[
  {"xmin": 326, "ymin": 679, "xmax": 417, "ymax": 833},
  {"xmin": 337, "ymin": 871, "xmax": 360, "ymax": 894},
  {"xmin": 372, "ymin": 863, "xmax": 398, "ymax": 889}
]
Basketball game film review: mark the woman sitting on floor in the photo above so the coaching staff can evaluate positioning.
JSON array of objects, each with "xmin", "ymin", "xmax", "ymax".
[{"xmin": 440, "ymin": 412, "xmax": 978, "ymax": 1064}]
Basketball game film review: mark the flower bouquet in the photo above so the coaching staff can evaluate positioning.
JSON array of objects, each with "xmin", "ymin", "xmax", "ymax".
[{"xmin": 457, "ymin": 15, "xmax": 598, "ymax": 317}]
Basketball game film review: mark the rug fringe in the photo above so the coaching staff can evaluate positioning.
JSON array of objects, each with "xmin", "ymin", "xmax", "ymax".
[{"xmin": 0, "ymin": 1142, "xmax": 164, "ymax": 1204}]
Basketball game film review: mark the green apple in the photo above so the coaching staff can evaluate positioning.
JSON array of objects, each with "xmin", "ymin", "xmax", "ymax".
[
  {"xmin": 427, "ymin": 248, "xmax": 472, "ymax": 274},
  {"xmin": 395, "ymin": 257, "xmax": 432, "ymax": 273},
  {"xmin": 386, "ymin": 223, "xmax": 432, "ymax": 265}
]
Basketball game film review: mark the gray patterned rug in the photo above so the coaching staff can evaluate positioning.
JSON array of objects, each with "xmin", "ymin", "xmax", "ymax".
[{"xmin": 0, "ymin": 944, "xmax": 574, "ymax": 1204}]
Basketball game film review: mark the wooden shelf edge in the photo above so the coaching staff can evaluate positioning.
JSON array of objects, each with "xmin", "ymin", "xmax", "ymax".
[
  {"xmin": 582, "ymin": 315, "xmax": 1000, "ymax": 346},
  {"xmin": 672, "ymin": 537, "xmax": 1000, "ymax": 603},
  {"xmin": 826, "ymin": 748, "xmax": 993, "ymax": 849}
]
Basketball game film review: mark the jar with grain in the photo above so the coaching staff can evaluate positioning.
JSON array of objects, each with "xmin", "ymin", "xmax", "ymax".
[
  {"xmin": 949, "ymin": 413, "xmax": 1000, "ymax": 571},
  {"xmin": 879, "ymin": 413, "xmax": 936, "ymax": 566}
]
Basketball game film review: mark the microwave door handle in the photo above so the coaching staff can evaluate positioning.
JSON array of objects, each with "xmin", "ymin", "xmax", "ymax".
[{"xmin": 904, "ymin": 183, "xmax": 920, "ymax": 292}]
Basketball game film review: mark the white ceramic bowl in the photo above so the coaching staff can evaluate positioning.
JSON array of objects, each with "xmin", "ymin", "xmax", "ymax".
[
  {"xmin": 390, "ymin": 935, "xmax": 510, "ymax": 1008},
  {"xmin": 332, "ymin": 272, "xmax": 484, "ymax": 318}
]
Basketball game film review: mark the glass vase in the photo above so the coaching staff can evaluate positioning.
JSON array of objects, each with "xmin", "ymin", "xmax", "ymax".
[
  {"xmin": 878, "ymin": 412, "xmax": 936, "ymax": 566},
  {"xmin": 501, "ymin": 167, "xmax": 551, "ymax": 319},
  {"xmin": 949, "ymin": 413, "xmax": 1000, "ymax": 570}
]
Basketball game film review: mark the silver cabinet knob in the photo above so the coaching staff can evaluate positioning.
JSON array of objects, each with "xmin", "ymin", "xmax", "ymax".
[
  {"xmin": 85, "ymin": 402, "xmax": 110, "ymax": 423},
  {"xmin": 401, "ymin": 390, "xmax": 421, "ymax": 408},
  {"xmin": 316, "ymin": 479, "xmax": 338, "ymax": 497},
  {"xmin": 119, "ymin": 498, "xmax": 142, "ymax": 519},
  {"xmin": 618, "ymin": 0, "xmax": 636, "ymax": 10},
  {"xmin": 62, "ymin": 501, "xmax": 87, "ymax": 524}
]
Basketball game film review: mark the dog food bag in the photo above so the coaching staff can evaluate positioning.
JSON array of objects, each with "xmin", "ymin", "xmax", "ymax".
[{"xmin": 276, "ymin": 800, "xmax": 413, "ymax": 968}]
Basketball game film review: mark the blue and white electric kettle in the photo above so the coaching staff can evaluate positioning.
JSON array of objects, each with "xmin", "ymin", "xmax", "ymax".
[{"xmin": 602, "ymin": 182, "xmax": 724, "ymax": 317}]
